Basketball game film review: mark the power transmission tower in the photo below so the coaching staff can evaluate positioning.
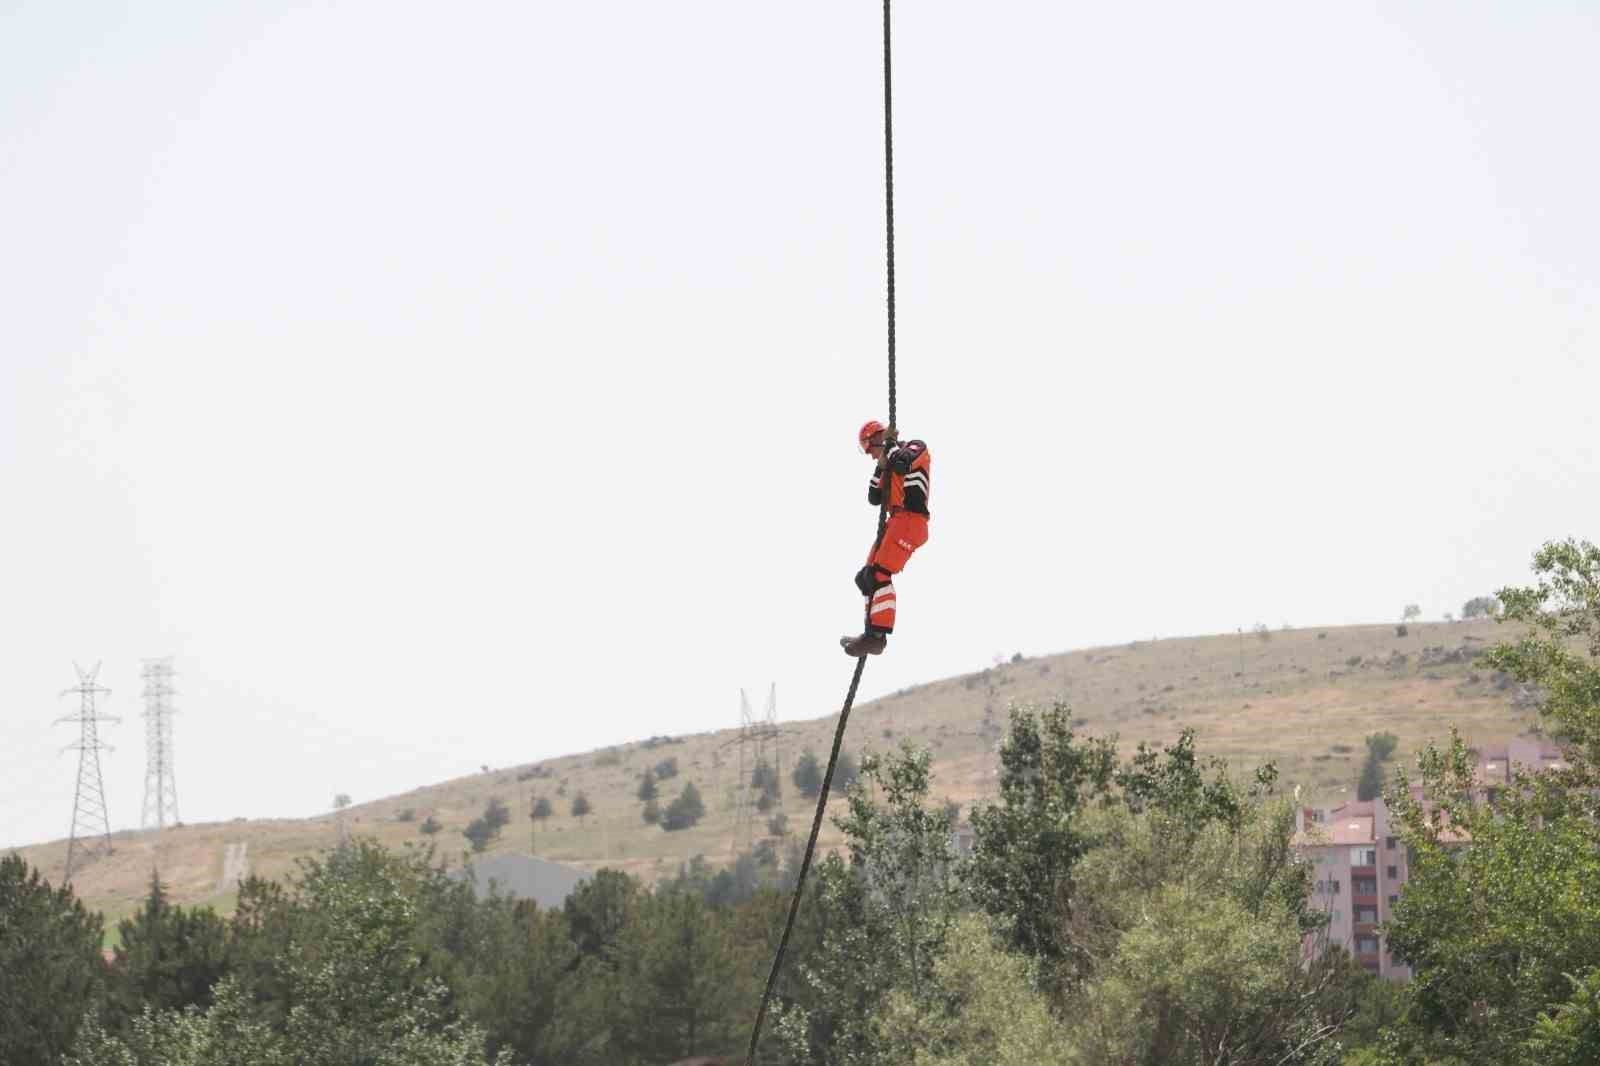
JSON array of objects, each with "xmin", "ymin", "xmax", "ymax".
[
  {"xmin": 730, "ymin": 684, "xmax": 783, "ymax": 857},
  {"xmin": 140, "ymin": 657, "xmax": 181, "ymax": 831},
  {"xmin": 764, "ymin": 683, "xmax": 784, "ymax": 829},
  {"xmin": 58, "ymin": 662, "xmax": 119, "ymax": 883}
]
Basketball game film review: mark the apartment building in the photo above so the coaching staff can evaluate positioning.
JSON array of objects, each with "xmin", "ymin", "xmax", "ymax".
[
  {"xmin": 1295, "ymin": 737, "xmax": 1564, "ymax": 980},
  {"xmin": 1297, "ymin": 795, "xmax": 1414, "ymax": 978}
]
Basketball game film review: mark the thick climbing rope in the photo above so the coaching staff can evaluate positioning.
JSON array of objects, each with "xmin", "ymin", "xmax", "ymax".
[{"xmin": 743, "ymin": 3, "xmax": 897, "ymax": 1062}]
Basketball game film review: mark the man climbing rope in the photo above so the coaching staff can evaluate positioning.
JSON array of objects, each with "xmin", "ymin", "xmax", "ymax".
[{"xmin": 842, "ymin": 419, "xmax": 930, "ymax": 657}]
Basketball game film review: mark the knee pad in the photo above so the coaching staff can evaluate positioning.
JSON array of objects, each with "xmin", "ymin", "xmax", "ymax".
[{"xmin": 854, "ymin": 564, "xmax": 892, "ymax": 597}]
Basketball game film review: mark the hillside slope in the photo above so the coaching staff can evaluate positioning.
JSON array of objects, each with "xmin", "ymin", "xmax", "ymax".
[{"xmin": 14, "ymin": 619, "xmax": 1542, "ymax": 926}]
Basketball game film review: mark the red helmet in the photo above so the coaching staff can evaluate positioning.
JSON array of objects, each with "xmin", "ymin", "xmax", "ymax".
[{"xmin": 857, "ymin": 419, "xmax": 886, "ymax": 453}]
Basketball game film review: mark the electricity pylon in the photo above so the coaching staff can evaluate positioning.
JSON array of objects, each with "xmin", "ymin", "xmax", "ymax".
[
  {"xmin": 141, "ymin": 657, "xmax": 181, "ymax": 830},
  {"xmin": 58, "ymin": 662, "xmax": 119, "ymax": 882}
]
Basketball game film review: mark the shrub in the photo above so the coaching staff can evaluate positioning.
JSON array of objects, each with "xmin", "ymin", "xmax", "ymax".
[{"xmin": 419, "ymin": 815, "xmax": 441, "ymax": 835}]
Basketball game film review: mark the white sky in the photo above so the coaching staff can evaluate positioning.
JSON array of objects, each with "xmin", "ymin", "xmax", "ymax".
[{"xmin": 3, "ymin": 2, "xmax": 1597, "ymax": 850}]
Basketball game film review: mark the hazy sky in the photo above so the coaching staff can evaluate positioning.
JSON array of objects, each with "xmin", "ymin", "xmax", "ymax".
[{"xmin": 4, "ymin": 2, "xmax": 1597, "ymax": 850}]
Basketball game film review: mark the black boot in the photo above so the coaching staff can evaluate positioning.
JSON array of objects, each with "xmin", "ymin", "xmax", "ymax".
[{"xmin": 840, "ymin": 632, "xmax": 888, "ymax": 657}]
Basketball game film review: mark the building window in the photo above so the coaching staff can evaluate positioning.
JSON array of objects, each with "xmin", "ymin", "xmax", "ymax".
[
  {"xmin": 1355, "ymin": 905, "xmax": 1378, "ymax": 924},
  {"xmin": 1385, "ymin": 836, "xmax": 1396, "ymax": 849},
  {"xmin": 1356, "ymin": 935, "xmax": 1380, "ymax": 954},
  {"xmin": 1386, "ymin": 865, "xmax": 1398, "ymax": 880},
  {"xmin": 1388, "ymin": 895, "xmax": 1398, "ymax": 909},
  {"xmin": 1350, "ymin": 847, "xmax": 1377, "ymax": 866},
  {"xmin": 1353, "ymin": 877, "xmax": 1377, "ymax": 895},
  {"xmin": 1330, "ymin": 879, "xmax": 1341, "ymax": 895}
]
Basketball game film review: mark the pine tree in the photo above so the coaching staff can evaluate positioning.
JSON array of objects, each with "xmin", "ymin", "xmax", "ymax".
[
  {"xmin": 662, "ymin": 782, "xmax": 706, "ymax": 831},
  {"xmin": 110, "ymin": 870, "xmax": 230, "ymax": 1025},
  {"xmin": 606, "ymin": 892, "xmax": 751, "ymax": 1062},
  {"xmin": 0, "ymin": 854, "xmax": 105, "ymax": 1065},
  {"xmin": 792, "ymin": 750, "xmax": 823, "ymax": 797}
]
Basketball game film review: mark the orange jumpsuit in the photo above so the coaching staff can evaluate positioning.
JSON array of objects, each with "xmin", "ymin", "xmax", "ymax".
[{"xmin": 860, "ymin": 439, "xmax": 931, "ymax": 634}]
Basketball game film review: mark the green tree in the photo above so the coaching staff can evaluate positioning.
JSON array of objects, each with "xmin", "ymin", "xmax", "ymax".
[
  {"xmin": 482, "ymin": 797, "xmax": 510, "ymax": 834},
  {"xmin": 1382, "ymin": 733, "xmax": 1600, "ymax": 1065},
  {"xmin": 1365, "ymin": 731, "xmax": 1400, "ymax": 762},
  {"xmin": 463, "ymin": 819, "xmax": 496, "ymax": 853},
  {"xmin": 1524, "ymin": 968, "xmax": 1600, "ymax": 1066},
  {"xmin": 792, "ymin": 750, "xmax": 823, "ymax": 797},
  {"xmin": 1057, "ymin": 792, "xmax": 1354, "ymax": 1065},
  {"xmin": 873, "ymin": 913, "xmax": 1071, "ymax": 1066},
  {"xmin": 777, "ymin": 745, "xmax": 964, "ymax": 1065},
  {"xmin": 529, "ymin": 796, "xmax": 552, "ymax": 850},
  {"xmin": 653, "ymin": 757, "xmax": 679, "ymax": 780},
  {"xmin": 571, "ymin": 792, "xmax": 593, "ymax": 820},
  {"xmin": 1462, "ymin": 594, "xmax": 1501, "ymax": 619},
  {"xmin": 109, "ymin": 871, "xmax": 231, "ymax": 1026},
  {"xmin": 226, "ymin": 875, "xmax": 295, "ymax": 1027},
  {"xmin": 636, "ymin": 770, "xmax": 658, "ymax": 803},
  {"xmin": 461, "ymin": 899, "xmax": 598, "ymax": 1064},
  {"xmin": 463, "ymin": 797, "xmax": 510, "ymax": 853},
  {"xmin": 1357, "ymin": 732, "xmax": 1400, "ymax": 801},
  {"xmin": 1487, "ymin": 539, "xmax": 1600, "ymax": 768},
  {"xmin": 71, "ymin": 840, "xmax": 509, "ymax": 1066},
  {"xmin": 0, "ymin": 853, "xmax": 105, "ymax": 1065},
  {"xmin": 963, "ymin": 703, "xmax": 1118, "ymax": 980},
  {"xmin": 1357, "ymin": 756, "xmax": 1387, "ymax": 801},
  {"xmin": 1375, "ymin": 540, "xmax": 1600, "ymax": 1064},
  {"xmin": 604, "ymin": 891, "xmax": 752, "ymax": 1064},
  {"xmin": 661, "ymin": 783, "xmax": 706, "ymax": 832},
  {"xmin": 563, "ymin": 869, "xmax": 640, "ymax": 962}
]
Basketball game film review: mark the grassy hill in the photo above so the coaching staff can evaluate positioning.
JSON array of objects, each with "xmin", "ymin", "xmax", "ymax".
[{"xmin": 13, "ymin": 618, "xmax": 1544, "ymax": 931}]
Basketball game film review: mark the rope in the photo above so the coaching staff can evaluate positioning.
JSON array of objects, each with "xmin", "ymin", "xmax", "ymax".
[
  {"xmin": 742, "ymin": 654, "xmax": 869, "ymax": 1064},
  {"xmin": 743, "ymin": 4, "xmax": 897, "ymax": 1062},
  {"xmin": 882, "ymin": 0, "xmax": 897, "ymax": 439}
]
